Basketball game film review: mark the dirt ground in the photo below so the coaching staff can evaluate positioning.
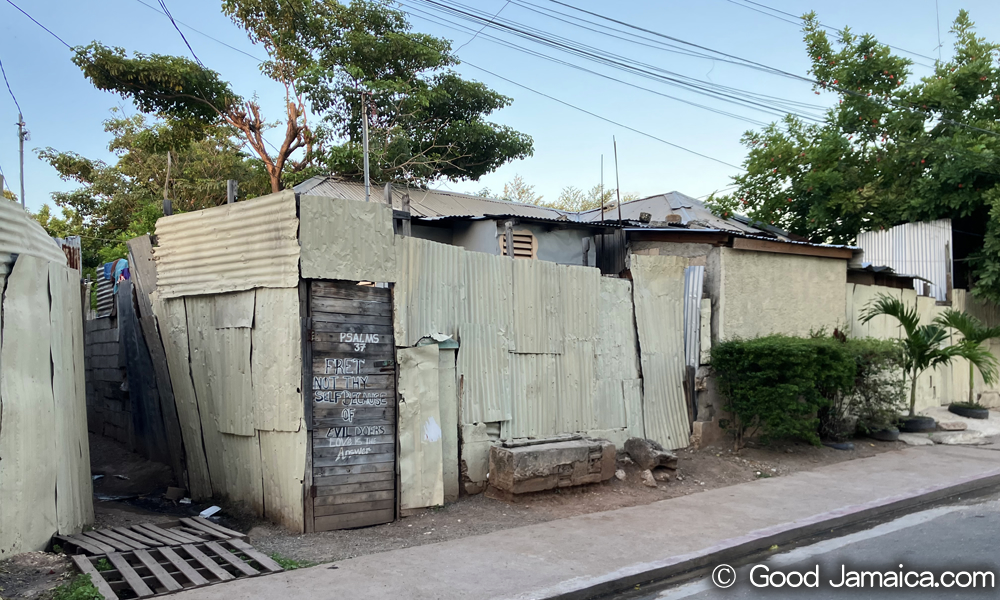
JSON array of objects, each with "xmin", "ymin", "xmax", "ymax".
[
  {"xmin": 247, "ymin": 438, "xmax": 906, "ymax": 564},
  {"xmin": 0, "ymin": 434, "xmax": 906, "ymax": 598}
]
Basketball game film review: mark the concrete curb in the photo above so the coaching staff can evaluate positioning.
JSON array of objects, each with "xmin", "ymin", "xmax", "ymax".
[{"xmin": 517, "ymin": 467, "xmax": 1000, "ymax": 600}]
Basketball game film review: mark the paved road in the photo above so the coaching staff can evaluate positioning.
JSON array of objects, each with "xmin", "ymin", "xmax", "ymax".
[{"xmin": 623, "ymin": 493, "xmax": 1000, "ymax": 599}]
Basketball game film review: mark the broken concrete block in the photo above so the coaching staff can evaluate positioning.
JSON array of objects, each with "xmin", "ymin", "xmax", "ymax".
[
  {"xmin": 615, "ymin": 469, "xmax": 626, "ymax": 481},
  {"xmin": 898, "ymin": 433, "xmax": 934, "ymax": 446},
  {"xmin": 489, "ymin": 438, "xmax": 616, "ymax": 494},
  {"xmin": 641, "ymin": 470, "xmax": 657, "ymax": 487},
  {"xmin": 938, "ymin": 421, "xmax": 968, "ymax": 431},
  {"xmin": 624, "ymin": 438, "xmax": 679, "ymax": 471},
  {"xmin": 930, "ymin": 431, "xmax": 988, "ymax": 445}
]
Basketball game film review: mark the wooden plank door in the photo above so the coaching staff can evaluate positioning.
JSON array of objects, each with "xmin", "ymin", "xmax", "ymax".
[{"xmin": 308, "ymin": 281, "xmax": 397, "ymax": 531}]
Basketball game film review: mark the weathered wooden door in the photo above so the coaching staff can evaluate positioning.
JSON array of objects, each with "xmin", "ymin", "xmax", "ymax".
[{"xmin": 307, "ymin": 281, "xmax": 397, "ymax": 531}]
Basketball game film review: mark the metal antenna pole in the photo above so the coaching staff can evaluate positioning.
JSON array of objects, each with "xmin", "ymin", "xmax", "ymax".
[
  {"xmin": 613, "ymin": 136, "xmax": 622, "ymax": 223},
  {"xmin": 362, "ymin": 92, "xmax": 371, "ymax": 203},
  {"xmin": 17, "ymin": 112, "xmax": 26, "ymax": 208},
  {"xmin": 600, "ymin": 154, "xmax": 604, "ymax": 224},
  {"xmin": 163, "ymin": 150, "xmax": 173, "ymax": 216}
]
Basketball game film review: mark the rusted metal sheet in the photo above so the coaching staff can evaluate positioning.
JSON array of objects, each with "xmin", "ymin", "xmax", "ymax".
[
  {"xmin": 55, "ymin": 236, "xmax": 82, "ymax": 272},
  {"xmin": 153, "ymin": 191, "xmax": 299, "ymax": 299},
  {"xmin": 630, "ymin": 254, "xmax": 691, "ymax": 450},
  {"xmin": 856, "ymin": 219, "xmax": 952, "ymax": 301},
  {"xmin": 299, "ymin": 195, "xmax": 396, "ymax": 283}
]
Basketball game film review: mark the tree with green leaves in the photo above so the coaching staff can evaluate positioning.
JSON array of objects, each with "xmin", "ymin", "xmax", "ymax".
[
  {"xmin": 860, "ymin": 293, "xmax": 995, "ymax": 417},
  {"xmin": 35, "ymin": 111, "xmax": 269, "ymax": 270},
  {"xmin": 709, "ymin": 11, "xmax": 1000, "ymax": 301},
  {"xmin": 72, "ymin": 0, "xmax": 532, "ymax": 192},
  {"xmin": 936, "ymin": 309, "xmax": 1000, "ymax": 406}
]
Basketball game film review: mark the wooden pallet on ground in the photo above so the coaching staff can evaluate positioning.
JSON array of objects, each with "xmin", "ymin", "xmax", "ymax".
[
  {"xmin": 70, "ymin": 538, "xmax": 282, "ymax": 599},
  {"xmin": 55, "ymin": 518, "xmax": 246, "ymax": 556}
]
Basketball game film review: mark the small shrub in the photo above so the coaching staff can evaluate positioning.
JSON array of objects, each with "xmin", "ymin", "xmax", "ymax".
[
  {"xmin": 846, "ymin": 338, "xmax": 906, "ymax": 434},
  {"xmin": 711, "ymin": 335, "xmax": 855, "ymax": 448},
  {"xmin": 52, "ymin": 575, "xmax": 103, "ymax": 600},
  {"xmin": 95, "ymin": 558, "xmax": 112, "ymax": 572}
]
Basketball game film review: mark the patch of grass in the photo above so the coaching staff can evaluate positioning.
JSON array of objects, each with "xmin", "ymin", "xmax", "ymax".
[
  {"xmin": 94, "ymin": 558, "xmax": 112, "ymax": 572},
  {"xmin": 268, "ymin": 553, "xmax": 314, "ymax": 570},
  {"xmin": 52, "ymin": 544, "xmax": 63, "ymax": 554},
  {"xmin": 951, "ymin": 401, "xmax": 986, "ymax": 409},
  {"xmin": 52, "ymin": 575, "xmax": 103, "ymax": 600}
]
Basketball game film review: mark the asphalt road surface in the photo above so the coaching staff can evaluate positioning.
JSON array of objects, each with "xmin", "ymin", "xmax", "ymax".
[{"xmin": 621, "ymin": 492, "xmax": 1000, "ymax": 599}]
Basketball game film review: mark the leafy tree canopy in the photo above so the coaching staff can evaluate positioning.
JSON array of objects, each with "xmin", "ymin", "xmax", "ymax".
[
  {"xmin": 71, "ymin": 0, "xmax": 532, "ymax": 191},
  {"xmin": 708, "ymin": 11, "xmax": 1000, "ymax": 301},
  {"xmin": 35, "ymin": 111, "xmax": 270, "ymax": 270}
]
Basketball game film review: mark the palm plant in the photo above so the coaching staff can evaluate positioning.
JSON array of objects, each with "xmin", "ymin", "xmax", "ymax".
[
  {"xmin": 859, "ymin": 294, "xmax": 991, "ymax": 418},
  {"xmin": 934, "ymin": 309, "xmax": 1000, "ymax": 406}
]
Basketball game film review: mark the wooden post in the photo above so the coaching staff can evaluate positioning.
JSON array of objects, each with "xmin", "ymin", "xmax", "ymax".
[
  {"xmin": 163, "ymin": 151, "xmax": 173, "ymax": 216},
  {"xmin": 384, "ymin": 182, "xmax": 393, "ymax": 207},
  {"xmin": 582, "ymin": 237, "xmax": 591, "ymax": 266},
  {"xmin": 226, "ymin": 179, "xmax": 238, "ymax": 204},
  {"xmin": 504, "ymin": 220, "xmax": 515, "ymax": 258},
  {"xmin": 400, "ymin": 193, "xmax": 412, "ymax": 237}
]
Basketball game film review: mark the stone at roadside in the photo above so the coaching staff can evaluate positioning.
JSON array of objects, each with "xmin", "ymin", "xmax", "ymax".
[
  {"xmin": 615, "ymin": 469, "xmax": 626, "ymax": 481},
  {"xmin": 641, "ymin": 470, "xmax": 657, "ymax": 488},
  {"xmin": 898, "ymin": 433, "xmax": 934, "ymax": 446},
  {"xmin": 929, "ymin": 431, "xmax": 987, "ymax": 446},
  {"xmin": 653, "ymin": 469, "xmax": 671, "ymax": 482},
  {"xmin": 625, "ymin": 438, "xmax": 679, "ymax": 471},
  {"xmin": 938, "ymin": 421, "xmax": 968, "ymax": 431},
  {"xmin": 488, "ymin": 438, "xmax": 616, "ymax": 494}
]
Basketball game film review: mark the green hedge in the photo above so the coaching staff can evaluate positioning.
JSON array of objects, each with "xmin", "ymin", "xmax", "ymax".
[{"xmin": 711, "ymin": 335, "xmax": 855, "ymax": 447}]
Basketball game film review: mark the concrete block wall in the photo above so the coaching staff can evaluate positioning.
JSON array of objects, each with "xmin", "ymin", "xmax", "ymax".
[{"xmin": 84, "ymin": 316, "xmax": 131, "ymax": 445}]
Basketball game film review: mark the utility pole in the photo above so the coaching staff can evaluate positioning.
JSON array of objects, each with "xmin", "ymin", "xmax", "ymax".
[
  {"xmin": 613, "ymin": 136, "xmax": 622, "ymax": 223},
  {"xmin": 17, "ymin": 112, "xmax": 26, "ymax": 209},
  {"xmin": 362, "ymin": 92, "xmax": 371, "ymax": 203},
  {"xmin": 163, "ymin": 151, "xmax": 173, "ymax": 216},
  {"xmin": 226, "ymin": 179, "xmax": 238, "ymax": 204}
]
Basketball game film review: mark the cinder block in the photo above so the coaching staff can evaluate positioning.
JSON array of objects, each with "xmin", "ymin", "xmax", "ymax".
[{"xmin": 489, "ymin": 438, "xmax": 616, "ymax": 494}]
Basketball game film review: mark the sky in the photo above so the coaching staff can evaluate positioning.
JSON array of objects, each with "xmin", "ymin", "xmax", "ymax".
[{"xmin": 0, "ymin": 0, "xmax": 998, "ymax": 214}]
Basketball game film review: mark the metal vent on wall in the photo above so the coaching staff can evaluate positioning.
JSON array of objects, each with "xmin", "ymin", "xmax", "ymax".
[{"xmin": 499, "ymin": 230, "xmax": 537, "ymax": 259}]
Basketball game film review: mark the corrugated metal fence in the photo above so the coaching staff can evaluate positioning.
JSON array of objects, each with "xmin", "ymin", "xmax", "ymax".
[{"xmin": 856, "ymin": 219, "xmax": 952, "ymax": 301}]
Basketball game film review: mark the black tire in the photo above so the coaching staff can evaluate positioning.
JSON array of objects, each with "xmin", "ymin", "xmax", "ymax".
[
  {"xmin": 900, "ymin": 416, "xmax": 937, "ymax": 433},
  {"xmin": 948, "ymin": 404, "xmax": 990, "ymax": 420},
  {"xmin": 869, "ymin": 428, "xmax": 900, "ymax": 442}
]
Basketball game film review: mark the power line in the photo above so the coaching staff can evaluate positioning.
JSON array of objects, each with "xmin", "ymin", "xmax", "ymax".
[
  {"xmin": 412, "ymin": 0, "xmax": 827, "ymax": 123},
  {"xmin": 455, "ymin": 0, "xmax": 510, "ymax": 52},
  {"xmin": 157, "ymin": 0, "xmax": 204, "ymax": 66},
  {"xmin": 461, "ymin": 60, "xmax": 743, "ymax": 170},
  {"xmin": 4, "ymin": 0, "xmax": 72, "ymax": 49},
  {"xmin": 0, "ymin": 56, "xmax": 21, "ymax": 115},
  {"xmin": 131, "ymin": 0, "xmax": 264, "ymax": 63},
  {"xmin": 734, "ymin": 0, "xmax": 938, "ymax": 65},
  {"xmin": 401, "ymin": 3, "xmax": 772, "ymax": 126}
]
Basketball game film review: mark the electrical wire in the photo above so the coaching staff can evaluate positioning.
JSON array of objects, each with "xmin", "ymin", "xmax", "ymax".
[
  {"xmin": 4, "ymin": 0, "xmax": 71, "ymax": 49},
  {"xmin": 131, "ymin": 0, "xmax": 264, "ymax": 63},
  {"xmin": 411, "ymin": 0, "xmax": 827, "ymax": 123},
  {"xmin": 0, "ymin": 56, "xmax": 22, "ymax": 115},
  {"xmin": 460, "ymin": 60, "xmax": 744, "ymax": 170},
  {"xmin": 156, "ymin": 0, "xmax": 204, "ymax": 66},
  {"xmin": 454, "ymin": 0, "xmax": 510, "ymax": 53},
  {"xmin": 401, "ymin": 3, "xmax": 771, "ymax": 126}
]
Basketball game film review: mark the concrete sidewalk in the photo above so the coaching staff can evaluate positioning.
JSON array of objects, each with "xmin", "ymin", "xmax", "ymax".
[{"xmin": 176, "ymin": 445, "xmax": 1000, "ymax": 600}]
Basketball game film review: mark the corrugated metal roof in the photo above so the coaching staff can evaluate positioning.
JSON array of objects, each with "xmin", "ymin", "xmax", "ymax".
[
  {"xmin": 153, "ymin": 191, "xmax": 299, "ymax": 299},
  {"xmin": 856, "ymin": 219, "xmax": 952, "ymax": 301},
  {"xmin": 295, "ymin": 176, "xmax": 573, "ymax": 221},
  {"xmin": 96, "ymin": 276, "xmax": 114, "ymax": 317},
  {"xmin": 579, "ymin": 192, "xmax": 783, "ymax": 237},
  {"xmin": 0, "ymin": 199, "xmax": 68, "ymax": 292}
]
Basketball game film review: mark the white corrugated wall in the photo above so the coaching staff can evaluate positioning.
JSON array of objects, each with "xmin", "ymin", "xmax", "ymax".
[{"xmin": 856, "ymin": 219, "xmax": 953, "ymax": 301}]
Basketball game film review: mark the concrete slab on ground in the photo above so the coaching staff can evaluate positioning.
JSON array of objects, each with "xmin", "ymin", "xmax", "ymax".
[
  {"xmin": 921, "ymin": 406, "xmax": 1000, "ymax": 437},
  {"xmin": 898, "ymin": 432, "xmax": 934, "ymax": 446},
  {"xmin": 171, "ymin": 445, "xmax": 1000, "ymax": 600}
]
